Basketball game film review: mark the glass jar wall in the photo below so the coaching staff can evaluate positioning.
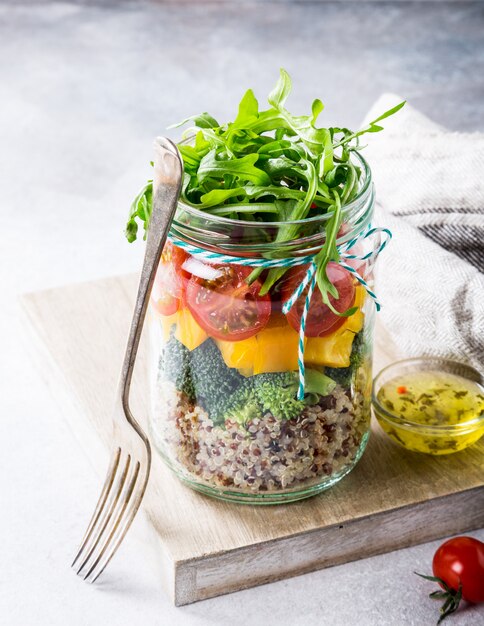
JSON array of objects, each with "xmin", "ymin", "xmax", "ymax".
[{"xmin": 148, "ymin": 153, "xmax": 379, "ymax": 503}]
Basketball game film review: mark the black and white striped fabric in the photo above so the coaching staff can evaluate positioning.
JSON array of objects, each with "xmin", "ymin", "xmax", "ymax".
[
  {"xmin": 362, "ymin": 96, "xmax": 484, "ymax": 371},
  {"xmin": 393, "ymin": 209, "xmax": 484, "ymax": 273}
]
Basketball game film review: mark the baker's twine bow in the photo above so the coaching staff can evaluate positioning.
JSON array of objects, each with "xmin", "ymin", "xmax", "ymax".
[{"xmin": 168, "ymin": 226, "xmax": 392, "ymax": 400}]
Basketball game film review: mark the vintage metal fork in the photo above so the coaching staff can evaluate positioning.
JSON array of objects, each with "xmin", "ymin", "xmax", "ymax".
[{"xmin": 71, "ymin": 137, "xmax": 183, "ymax": 582}]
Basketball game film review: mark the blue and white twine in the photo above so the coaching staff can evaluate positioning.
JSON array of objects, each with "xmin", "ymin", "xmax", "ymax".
[{"xmin": 168, "ymin": 226, "xmax": 392, "ymax": 400}]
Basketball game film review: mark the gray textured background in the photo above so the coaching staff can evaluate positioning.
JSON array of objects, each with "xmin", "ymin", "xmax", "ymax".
[
  {"xmin": 1, "ymin": 2, "xmax": 483, "ymax": 625},
  {"xmin": 2, "ymin": 0, "xmax": 483, "ymax": 283}
]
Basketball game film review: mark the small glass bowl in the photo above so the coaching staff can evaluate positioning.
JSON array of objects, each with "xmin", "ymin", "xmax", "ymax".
[{"xmin": 372, "ymin": 358, "xmax": 484, "ymax": 455}]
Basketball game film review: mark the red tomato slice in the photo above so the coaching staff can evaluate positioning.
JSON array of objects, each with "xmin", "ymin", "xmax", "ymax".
[
  {"xmin": 151, "ymin": 262, "xmax": 181, "ymax": 316},
  {"xmin": 162, "ymin": 241, "xmax": 190, "ymax": 276},
  {"xmin": 186, "ymin": 264, "xmax": 271, "ymax": 341},
  {"xmin": 281, "ymin": 263, "xmax": 355, "ymax": 337},
  {"xmin": 151, "ymin": 242, "xmax": 190, "ymax": 316}
]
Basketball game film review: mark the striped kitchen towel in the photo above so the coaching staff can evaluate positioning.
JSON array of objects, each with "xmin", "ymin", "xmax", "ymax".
[{"xmin": 362, "ymin": 95, "xmax": 484, "ymax": 371}]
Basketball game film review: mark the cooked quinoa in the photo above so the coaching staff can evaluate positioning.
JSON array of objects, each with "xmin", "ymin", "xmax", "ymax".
[{"xmin": 151, "ymin": 379, "xmax": 369, "ymax": 493}]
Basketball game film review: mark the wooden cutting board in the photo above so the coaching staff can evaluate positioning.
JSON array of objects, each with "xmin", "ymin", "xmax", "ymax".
[{"xmin": 21, "ymin": 274, "xmax": 484, "ymax": 606}]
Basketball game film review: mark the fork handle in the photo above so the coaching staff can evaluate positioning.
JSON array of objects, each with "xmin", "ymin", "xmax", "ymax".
[{"xmin": 118, "ymin": 137, "xmax": 183, "ymax": 429}]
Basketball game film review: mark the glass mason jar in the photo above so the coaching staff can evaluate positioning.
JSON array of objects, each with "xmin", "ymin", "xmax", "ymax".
[{"xmin": 148, "ymin": 152, "xmax": 380, "ymax": 504}]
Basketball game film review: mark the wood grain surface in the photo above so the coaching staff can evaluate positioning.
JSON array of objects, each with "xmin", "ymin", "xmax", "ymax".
[{"xmin": 21, "ymin": 274, "xmax": 484, "ymax": 606}]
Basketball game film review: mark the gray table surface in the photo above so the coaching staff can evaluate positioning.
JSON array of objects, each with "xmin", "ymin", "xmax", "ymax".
[{"xmin": 1, "ymin": 1, "xmax": 483, "ymax": 625}]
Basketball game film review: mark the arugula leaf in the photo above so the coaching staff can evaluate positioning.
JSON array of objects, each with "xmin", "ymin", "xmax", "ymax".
[
  {"xmin": 168, "ymin": 112, "xmax": 220, "ymax": 130},
  {"xmin": 207, "ymin": 202, "xmax": 280, "ymax": 216},
  {"xmin": 311, "ymin": 99, "xmax": 324, "ymax": 125},
  {"xmin": 334, "ymin": 100, "xmax": 406, "ymax": 148},
  {"xmin": 126, "ymin": 180, "xmax": 153, "ymax": 243},
  {"xmin": 320, "ymin": 129, "xmax": 334, "ymax": 176},
  {"xmin": 267, "ymin": 68, "xmax": 292, "ymax": 108},
  {"xmin": 325, "ymin": 165, "xmax": 348, "ymax": 188},
  {"xmin": 198, "ymin": 187, "xmax": 247, "ymax": 207},
  {"xmin": 233, "ymin": 89, "xmax": 259, "ymax": 126},
  {"xmin": 178, "ymin": 144, "xmax": 203, "ymax": 171},
  {"xmin": 197, "ymin": 150, "xmax": 271, "ymax": 185},
  {"xmin": 128, "ymin": 69, "xmax": 404, "ymax": 315}
]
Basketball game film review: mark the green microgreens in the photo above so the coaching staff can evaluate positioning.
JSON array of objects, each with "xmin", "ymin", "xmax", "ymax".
[{"xmin": 126, "ymin": 69, "xmax": 404, "ymax": 306}]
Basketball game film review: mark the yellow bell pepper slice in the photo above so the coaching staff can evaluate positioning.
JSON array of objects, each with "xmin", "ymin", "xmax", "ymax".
[
  {"xmin": 253, "ymin": 324, "xmax": 299, "ymax": 374},
  {"xmin": 174, "ymin": 308, "xmax": 208, "ymax": 351},
  {"xmin": 305, "ymin": 330, "xmax": 356, "ymax": 368},
  {"xmin": 158, "ymin": 310, "xmax": 180, "ymax": 341},
  {"xmin": 345, "ymin": 286, "xmax": 365, "ymax": 333},
  {"xmin": 304, "ymin": 286, "xmax": 366, "ymax": 367},
  {"xmin": 216, "ymin": 335, "xmax": 258, "ymax": 371},
  {"xmin": 216, "ymin": 320, "xmax": 299, "ymax": 375}
]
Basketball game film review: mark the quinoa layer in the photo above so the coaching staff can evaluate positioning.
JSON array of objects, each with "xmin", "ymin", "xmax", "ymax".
[{"xmin": 151, "ymin": 380, "xmax": 370, "ymax": 493}]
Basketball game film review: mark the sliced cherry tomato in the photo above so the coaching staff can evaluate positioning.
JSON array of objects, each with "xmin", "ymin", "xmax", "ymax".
[
  {"xmin": 432, "ymin": 536, "xmax": 484, "ymax": 604},
  {"xmin": 281, "ymin": 262, "xmax": 355, "ymax": 337},
  {"xmin": 186, "ymin": 264, "xmax": 271, "ymax": 341},
  {"xmin": 151, "ymin": 262, "xmax": 181, "ymax": 315},
  {"xmin": 162, "ymin": 241, "xmax": 189, "ymax": 276},
  {"xmin": 151, "ymin": 242, "xmax": 190, "ymax": 316}
]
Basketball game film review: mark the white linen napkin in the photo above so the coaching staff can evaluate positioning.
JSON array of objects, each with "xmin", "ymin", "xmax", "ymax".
[{"xmin": 362, "ymin": 95, "xmax": 484, "ymax": 371}]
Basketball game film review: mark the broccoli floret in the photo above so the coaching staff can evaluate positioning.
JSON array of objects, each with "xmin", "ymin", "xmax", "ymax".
[
  {"xmin": 253, "ymin": 371, "xmax": 304, "ymax": 420},
  {"xmin": 252, "ymin": 369, "xmax": 337, "ymax": 420},
  {"xmin": 160, "ymin": 332, "xmax": 195, "ymax": 400},
  {"xmin": 304, "ymin": 368, "xmax": 337, "ymax": 396},
  {"xmin": 189, "ymin": 339, "xmax": 246, "ymax": 423},
  {"xmin": 326, "ymin": 331, "xmax": 366, "ymax": 388},
  {"xmin": 223, "ymin": 381, "xmax": 261, "ymax": 425},
  {"xmin": 160, "ymin": 334, "xmax": 246, "ymax": 419}
]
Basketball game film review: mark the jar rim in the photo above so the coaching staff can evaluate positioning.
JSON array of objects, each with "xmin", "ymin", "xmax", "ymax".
[{"xmin": 173, "ymin": 149, "xmax": 372, "ymax": 229}]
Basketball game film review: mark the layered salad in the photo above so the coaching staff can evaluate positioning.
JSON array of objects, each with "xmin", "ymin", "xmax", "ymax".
[
  {"xmin": 149, "ymin": 251, "xmax": 372, "ymax": 494},
  {"xmin": 127, "ymin": 70, "xmax": 403, "ymax": 498}
]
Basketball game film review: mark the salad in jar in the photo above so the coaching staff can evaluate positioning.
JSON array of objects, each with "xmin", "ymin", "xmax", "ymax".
[{"xmin": 127, "ymin": 70, "xmax": 403, "ymax": 503}]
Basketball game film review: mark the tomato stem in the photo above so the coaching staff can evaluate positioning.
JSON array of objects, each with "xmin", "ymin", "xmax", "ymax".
[{"xmin": 415, "ymin": 573, "xmax": 463, "ymax": 625}]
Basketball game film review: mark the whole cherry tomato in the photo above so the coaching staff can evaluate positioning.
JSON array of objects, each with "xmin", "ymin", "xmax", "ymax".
[
  {"xmin": 417, "ymin": 536, "xmax": 484, "ymax": 624},
  {"xmin": 432, "ymin": 536, "xmax": 484, "ymax": 604}
]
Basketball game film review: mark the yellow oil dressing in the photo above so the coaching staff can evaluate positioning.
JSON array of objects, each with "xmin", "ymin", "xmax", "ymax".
[{"xmin": 376, "ymin": 370, "xmax": 484, "ymax": 454}]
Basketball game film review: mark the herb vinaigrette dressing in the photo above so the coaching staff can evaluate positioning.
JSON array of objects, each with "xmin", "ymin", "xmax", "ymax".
[{"xmin": 376, "ymin": 370, "xmax": 484, "ymax": 454}]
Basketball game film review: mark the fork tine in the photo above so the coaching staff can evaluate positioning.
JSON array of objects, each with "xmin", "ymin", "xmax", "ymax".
[
  {"xmin": 89, "ymin": 480, "xmax": 145, "ymax": 583},
  {"xmin": 82, "ymin": 461, "xmax": 141, "ymax": 581},
  {"xmin": 75, "ymin": 454, "xmax": 131, "ymax": 575},
  {"xmin": 71, "ymin": 447, "xmax": 122, "ymax": 567}
]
